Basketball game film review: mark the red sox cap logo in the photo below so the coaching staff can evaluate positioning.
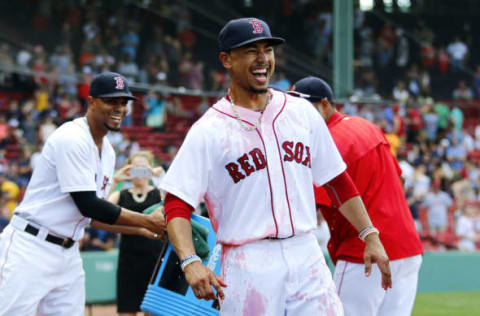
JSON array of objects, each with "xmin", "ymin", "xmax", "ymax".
[
  {"xmin": 114, "ymin": 76, "xmax": 125, "ymax": 89},
  {"xmin": 249, "ymin": 19, "xmax": 263, "ymax": 34}
]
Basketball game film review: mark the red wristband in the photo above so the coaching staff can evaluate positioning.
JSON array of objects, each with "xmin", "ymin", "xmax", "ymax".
[{"xmin": 164, "ymin": 193, "xmax": 193, "ymax": 223}]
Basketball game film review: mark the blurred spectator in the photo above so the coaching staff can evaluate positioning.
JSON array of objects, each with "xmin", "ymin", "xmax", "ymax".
[
  {"xmin": 406, "ymin": 106, "xmax": 423, "ymax": 143},
  {"xmin": 358, "ymin": 27, "xmax": 375, "ymax": 67},
  {"xmin": 395, "ymin": 28, "xmax": 409, "ymax": 68},
  {"xmin": 447, "ymin": 36, "xmax": 468, "ymax": 72},
  {"xmin": 420, "ymin": 40, "xmax": 435, "ymax": 69},
  {"xmin": 392, "ymin": 80, "xmax": 409, "ymax": 104},
  {"xmin": 210, "ymin": 68, "xmax": 229, "ymax": 92},
  {"xmin": 392, "ymin": 105, "xmax": 405, "ymax": 140},
  {"xmin": 0, "ymin": 193, "xmax": 9, "ymax": 233},
  {"xmin": 453, "ymin": 80, "xmax": 473, "ymax": 100},
  {"xmin": 446, "ymin": 136, "xmax": 467, "ymax": 171},
  {"xmin": 38, "ymin": 115, "xmax": 57, "ymax": 143},
  {"xmin": 449, "ymin": 104, "xmax": 464, "ymax": 133},
  {"xmin": 422, "ymin": 180, "xmax": 453, "ymax": 241},
  {"xmin": 117, "ymin": 55, "xmax": 139, "ymax": 82},
  {"xmin": 0, "ymin": 172, "xmax": 20, "ymax": 218},
  {"xmin": 406, "ymin": 64, "xmax": 420, "ymax": 97},
  {"xmin": 437, "ymin": 46, "xmax": 449, "ymax": 74},
  {"xmin": 376, "ymin": 22, "xmax": 395, "ymax": 67},
  {"xmin": 406, "ymin": 186, "xmax": 422, "ymax": 233},
  {"xmin": 271, "ymin": 72, "xmax": 291, "ymax": 91},
  {"xmin": 107, "ymin": 151, "xmax": 166, "ymax": 315},
  {"xmin": 121, "ymin": 25, "xmax": 140, "ymax": 60},
  {"xmin": 423, "ymin": 104, "xmax": 439, "ymax": 141},
  {"xmin": 83, "ymin": 227, "xmax": 117, "ymax": 251},
  {"xmin": 0, "ymin": 115, "xmax": 9, "ymax": 143},
  {"xmin": 435, "ymin": 102, "xmax": 450, "ymax": 139},
  {"xmin": 144, "ymin": 91, "xmax": 167, "ymax": 130},
  {"xmin": 412, "ymin": 164, "xmax": 431, "ymax": 199},
  {"xmin": 455, "ymin": 201, "xmax": 480, "ymax": 251}
]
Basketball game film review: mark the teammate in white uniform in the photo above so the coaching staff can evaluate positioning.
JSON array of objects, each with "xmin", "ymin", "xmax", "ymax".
[
  {"xmin": 0, "ymin": 72, "xmax": 166, "ymax": 316},
  {"xmin": 161, "ymin": 18, "xmax": 391, "ymax": 315}
]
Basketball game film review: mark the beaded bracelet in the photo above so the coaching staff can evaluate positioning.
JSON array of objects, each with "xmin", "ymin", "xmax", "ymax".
[
  {"xmin": 358, "ymin": 225, "xmax": 380, "ymax": 242},
  {"xmin": 180, "ymin": 254, "xmax": 202, "ymax": 271}
]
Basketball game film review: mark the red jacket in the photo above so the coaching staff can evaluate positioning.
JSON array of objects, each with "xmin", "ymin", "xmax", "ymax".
[{"xmin": 316, "ymin": 112, "xmax": 423, "ymax": 264}]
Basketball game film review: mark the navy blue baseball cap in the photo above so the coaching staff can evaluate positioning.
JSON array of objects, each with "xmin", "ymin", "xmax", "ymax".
[
  {"xmin": 89, "ymin": 72, "xmax": 138, "ymax": 100},
  {"xmin": 218, "ymin": 17, "xmax": 285, "ymax": 52},
  {"xmin": 289, "ymin": 76, "xmax": 334, "ymax": 102}
]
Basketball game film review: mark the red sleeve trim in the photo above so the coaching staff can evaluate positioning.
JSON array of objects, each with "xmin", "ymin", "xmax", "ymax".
[
  {"xmin": 164, "ymin": 193, "xmax": 194, "ymax": 223},
  {"xmin": 324, "ymin": 171, "xmax": 359, "ymax": 208}
]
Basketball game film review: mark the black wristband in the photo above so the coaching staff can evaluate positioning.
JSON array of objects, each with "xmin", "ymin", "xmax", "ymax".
[{"xmin": 70, "ymin": 191, "xmax": 122, "ymax": 224}]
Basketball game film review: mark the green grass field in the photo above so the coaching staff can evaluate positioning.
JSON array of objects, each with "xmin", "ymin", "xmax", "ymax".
[{"xmin": 412, "ymin": 292, "xmax": 480, "ymax": 316}]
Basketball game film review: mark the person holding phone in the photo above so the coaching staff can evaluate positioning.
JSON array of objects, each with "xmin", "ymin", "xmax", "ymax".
[{"xmin": 108, "ymin": 150, "xmax": 166, "ymax": 316}]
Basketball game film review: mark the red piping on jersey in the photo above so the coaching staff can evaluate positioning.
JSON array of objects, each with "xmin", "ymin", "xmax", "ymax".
[
  {"xmin": 272, "ymin": 93, "xmax": 295, "ymax": 236},
  {"xmin": 0, "ymin": 229, "xmax": 16, "ymax": 282},
  {"xmin": 212, "ymin": 104, "xmax": 279, "ymax": 237},
  {"xmin": 255, "ymin": 129, "xmax": 279, "ymax": 237},
  {"xmin": 71, "ymin": 217, "xmax": 85, "ymax": 239},
  {"xmin": 337, "ymin": 261, "xmax": 348, "ymax": 295}
]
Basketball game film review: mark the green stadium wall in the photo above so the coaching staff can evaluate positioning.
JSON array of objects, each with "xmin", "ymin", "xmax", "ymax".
[{"xmin": 82, "ymin": 250, "xmax": 480, "ymax": 304}]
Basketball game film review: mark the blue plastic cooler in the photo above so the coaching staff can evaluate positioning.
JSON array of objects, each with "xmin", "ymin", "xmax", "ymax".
[{"xmin": 140, "ymin": 214, "xmax": 221, "ymax": 316}]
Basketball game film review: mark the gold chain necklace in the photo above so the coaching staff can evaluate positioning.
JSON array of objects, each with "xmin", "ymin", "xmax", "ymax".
[{"xmin": 229, "ymin": 90, "xmax": 271, "ymax": 132}]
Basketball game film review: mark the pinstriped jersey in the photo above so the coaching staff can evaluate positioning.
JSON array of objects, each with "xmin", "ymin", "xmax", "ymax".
[
  {"xmin": 160, "ymin": 89, "xmax": 346, "ymax": 245},
  {"xmin": 14, "ymin": 117, "xmax": 116, "ymax": 240}
]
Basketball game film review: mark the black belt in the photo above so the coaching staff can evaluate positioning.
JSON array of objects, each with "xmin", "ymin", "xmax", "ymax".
[
  {"xmin": 24, "ymin": 224, "xmax": 75, "ymax": 249},
  {"xmin": 265, "ymin": 235, "xmax": 294, "ymax": 240}
]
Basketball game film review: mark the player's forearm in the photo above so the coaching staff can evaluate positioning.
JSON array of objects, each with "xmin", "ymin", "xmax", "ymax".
[
  {"xmin": 91, "ymin": 219, "xmax": 148, "ymax": 235},
  {"xmin": 115, "ymin": 207, "xmax": 155, "ymax": 230},
  {"xmin": 338, "ymin": 196, "xmax": 374, "ymax": 232},
  {"xmin": 167, "ymin": 217, "xmax": 196, "ymax": 259}
]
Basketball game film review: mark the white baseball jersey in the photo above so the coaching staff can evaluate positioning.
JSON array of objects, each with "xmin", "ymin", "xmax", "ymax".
[
  {"xmin": 160, "ymin": 89, "xmax": 346, "ymax": 245},
  {"xmin": 14, "ymin": 117, "xmax": 116, "ymax": 240}
]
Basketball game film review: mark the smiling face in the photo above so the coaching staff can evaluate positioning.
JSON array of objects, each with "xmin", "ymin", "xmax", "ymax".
[
  {"xmin": 220, "ymin": 40, "xmax": 275, "ymax": 94},
  {"xmin": 89, "ymin": 96, "xmax": 129, "ymax": 132}
]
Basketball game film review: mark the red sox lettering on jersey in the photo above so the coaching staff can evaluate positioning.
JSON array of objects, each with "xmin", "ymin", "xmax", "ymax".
[
  {"xmin": 160, "ymin": 90, "xmax": 346, "ymax": 244},
  {"xmin": 225, "ymin": 142, "xmax": 311, "ymax": 183}
]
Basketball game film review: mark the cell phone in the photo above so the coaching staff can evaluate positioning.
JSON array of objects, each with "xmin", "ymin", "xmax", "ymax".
[{"xmin": 130, "ymin": 167, "xmax": 152, "ymax": 178}]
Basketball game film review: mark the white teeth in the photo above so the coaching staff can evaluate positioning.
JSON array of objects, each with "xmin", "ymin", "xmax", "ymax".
[{"xmin": 253, "ymin": 69, "xmax": 267, "ymax": 74}]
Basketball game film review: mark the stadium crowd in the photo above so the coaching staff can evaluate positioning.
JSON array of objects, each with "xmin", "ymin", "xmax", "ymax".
[{"xmin": 0, "ymin": 0, "xmax": 479, "ymax": 253}]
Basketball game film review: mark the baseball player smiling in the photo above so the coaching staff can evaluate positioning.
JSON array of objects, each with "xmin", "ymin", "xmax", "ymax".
[
  {"xmin": 0, "ymin": 72, "xmax": 165, "ymax": 315},
  {"xmin": 161, "ymin": 18, "xmax": 391, "ymax": 315}
]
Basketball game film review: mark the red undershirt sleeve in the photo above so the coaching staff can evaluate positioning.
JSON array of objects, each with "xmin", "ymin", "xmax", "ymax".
[
  {"xmin": 164, "ymin": 193, "xmax": 194, "ymax": 223},
  {"xmin": 323, "ymin": 171, "xmax": 360, "ymax": 208}
]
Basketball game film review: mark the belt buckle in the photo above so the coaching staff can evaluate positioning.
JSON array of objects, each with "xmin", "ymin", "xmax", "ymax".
[{"xmin": 62, "ymin": 238, "xmax": 75, "ymax": 249}]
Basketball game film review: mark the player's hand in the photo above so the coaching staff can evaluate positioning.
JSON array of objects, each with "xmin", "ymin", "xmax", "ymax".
[
  {"xmin": 184, "ymin": 261, "xmax": 227, "ymax": 301},
  {"xmin": 146, "ymin": 207, "xmax": 168, "ymax": 233},
  {"xmin": 138, "ymin": 227, "xmax": 168, "ymax": 242},
  {"xmin": 363, "ymin": 233, "xmax": 392, "ymax": 290}
]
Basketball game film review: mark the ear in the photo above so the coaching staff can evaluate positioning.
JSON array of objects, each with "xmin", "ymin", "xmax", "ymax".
[
  {"xmin": 320, "ymin": 99, "xmax": 331, "ymax": 112},
  {"xmin": 219, "ymin": 51, "xmax": 232, "ymax": 69},
  {"xmin": 87, "ymin": 96, "xmax": 99, "ymax": 113}
]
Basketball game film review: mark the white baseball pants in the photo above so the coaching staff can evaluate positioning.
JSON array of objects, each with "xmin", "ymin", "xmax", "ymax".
[
  {"xmin": 219, "ymin": 232, "xmax": 344, "ymax": 316},
  {"xmin": 334, "ymin": 255, "xmax": 422, "ymax": 316},
  {"xmin": 0, "ymin": 224, "xmax": 85, "ymax": 316}
]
